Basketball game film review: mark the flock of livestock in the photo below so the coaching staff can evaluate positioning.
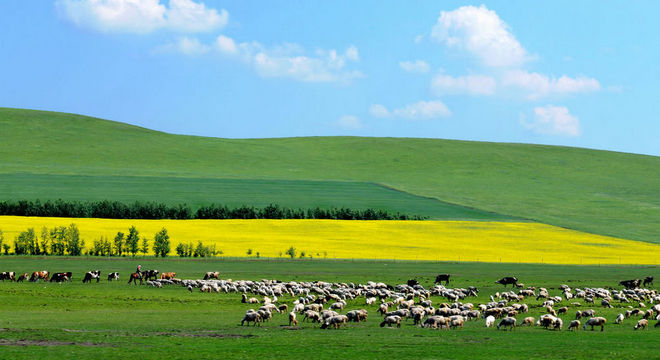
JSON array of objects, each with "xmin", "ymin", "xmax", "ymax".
[{"xmin": 1, "ymin": 270, "xmax": 658, "ymax": 332}]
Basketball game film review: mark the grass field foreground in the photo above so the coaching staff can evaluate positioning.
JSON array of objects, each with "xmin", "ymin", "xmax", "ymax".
[
  {"xmin": 1, "ymin": 216, "xmax": 658, "ymax": 265},
  {"xmin": 0, "ymin": 258, "xmax": 658, "ymax": 360}
]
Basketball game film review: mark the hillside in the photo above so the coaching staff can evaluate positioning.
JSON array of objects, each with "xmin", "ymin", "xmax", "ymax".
[{"xmin": 1, "ymin": 107, "xmax": 659, "ymax": 243}]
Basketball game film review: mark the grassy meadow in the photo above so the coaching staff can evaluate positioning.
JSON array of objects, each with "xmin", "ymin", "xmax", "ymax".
[
  {"xmin": 0, "ymin": 258, "xmax": 657, "ymax": 359},
  {"xmin": 1, "ymin": 216, "xmax": 659, "ymax": 265},
  {"xmin": 1, "ymin": 108, "xmax": 659, "ymax": 244}
]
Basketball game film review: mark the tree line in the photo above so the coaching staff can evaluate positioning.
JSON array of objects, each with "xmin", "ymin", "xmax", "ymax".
[
  {"xmin": 0, "ymin": 225, "xmax": 202, "ymax": 257},
  {"xmin": 0, "ymin": 200, "xmax": 426, "ymax": 220}
]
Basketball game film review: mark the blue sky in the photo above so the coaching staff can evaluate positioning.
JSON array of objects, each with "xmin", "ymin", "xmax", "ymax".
[{"xmin": 1, "ymin": 1, "xmax": 659, "ymax": 156}]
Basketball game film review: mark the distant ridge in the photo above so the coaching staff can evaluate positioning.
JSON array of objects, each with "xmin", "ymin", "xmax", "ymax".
[{"xmin": 1, "ymin": 107, "xmax": 658, "ymax": 243}]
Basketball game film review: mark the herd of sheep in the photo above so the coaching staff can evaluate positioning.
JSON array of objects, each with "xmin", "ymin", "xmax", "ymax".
[
  {"xmin": 2, "ymin": 269, "xmax": 658, "ymax": 333},
  {"xmin": 147, "ymin": 273, "xmax": 660, "ymax": 332}
]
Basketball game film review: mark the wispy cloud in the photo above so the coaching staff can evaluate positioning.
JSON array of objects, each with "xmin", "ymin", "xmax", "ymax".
[
  {"xmin": 521, "ymin": 105, "xmax": 580, "ymax": 136},
  {"xmin": 431, "ymin": 74, "xmax": 496, "ymax": 96},
  {"xmin": 336, "ymin": 115, "xmax": 362, "ymax": 130},
  {"xmin": 370, "ymin": 101, "xmax": 451, "ymax": 120},
  {"xmin": 399, "ymin": 60, "xmax": 430, "ymax": 74},
  {"xmin": 502, "ymin": 70, "xmax": 600, "ymax": 99},
  {"xmin": 56, "ymin": 0, "xmax": 228, "ymax": 33},
  {"xmin": 216, "ymin": 35, "xmax": 363, "ymax": 83}
]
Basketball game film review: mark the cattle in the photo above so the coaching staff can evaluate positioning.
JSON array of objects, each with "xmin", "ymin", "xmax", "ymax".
[
  {"xmin": 50, "ymin": 272, "xmax": 72, "ymax": 283},
  {"xmin": 160, "ymin": 272, "xmax": 176, "ymax": 280},
  {"xmin": 643, "ymin": 276, "xmax": 654, "ymax": 287},
  {"xmin": 435, "ymin": 274, "xmax": 451, "ymax": 285},
  {"xmin": 619, "ymin": 279, "xmax": 641, "ymax": 289},
  {"xmin": 16, "ymin": 273, "xmax": 29, "ymax": 282},
  {"xmin": 143, "ymin": 270, "xmax": 159, "ymax": 281},
  {"xmin": 107, "ymin": 272, "xmax": 119, "ymax": 281},
  {"xmin": 30, "ymin": 271, "xmax": 49, "ymax": 282},
  {"xmin": 407, "ymin": 279, "xmax": 419, "ymax": 287},
  {"xmin": 83, "ymin": 270, "xmax": 101, "ymax": 283},
  {"xmin": 495, "ymin": 277, "xmax": 518, "ymax": 287},
  {"xmin": 0, "ymin": 272, "xmax": 15, "ymax": 282},
  {"xmin": 203, "ymin": 272, "xmax": 220, "ymax": 280}
]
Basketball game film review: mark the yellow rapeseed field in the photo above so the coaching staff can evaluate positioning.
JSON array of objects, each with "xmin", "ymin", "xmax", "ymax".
[{"xmin": 0, "ymin": 216, "xmax": 657, "ymax": 265}]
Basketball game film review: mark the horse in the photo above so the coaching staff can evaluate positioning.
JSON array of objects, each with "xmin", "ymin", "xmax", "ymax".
[{"xmin": 127, "ymin": 272, "xmax": 143, "ymax": 285}]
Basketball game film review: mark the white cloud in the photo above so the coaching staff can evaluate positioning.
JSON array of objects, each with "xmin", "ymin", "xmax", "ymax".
[
  {"xmin": 369, "ymin": 104, "xmax": 391, "ymax": 118},
  {"xmin": 56, "ymin": 0, "xmax": 227, "ymax": 33},
  {"xmin": 215, "ymin": 35, "xmax": 237, "ymax": 54},
  {"xmin": 521, "ymin": 105, "xmax": 580, "ymax": 136},
  {"xmin": 216, "ymin": 35, "xmax": 362, "ymax": 83},
  {"xmin": 399, "ymin": 60, "xmax": 430, "ymax": 74},
  {"xmin": 153, "ymin": 36, "xmax": 209, "ymax": 55},
  {"xmin": 372, "ymin": 101, "xmax": 451, "ymax": 120},
  {"xmin": 337, "ymin": 115, "xmax": 362, "ymax": 130},
  {"xmin": 431, "ymin": 74, "xmax": 496, "ymax": 95},
  {"xmin": 431, "ymin": 5, "xmax": 528, "ymax": 68},
  {"xmin": 502, "ymin": 70, "xmax": 600, "ymax": 99},
  {"xmin": 393, "ymin": 100, "xmax": 451, "ymax": 120}
]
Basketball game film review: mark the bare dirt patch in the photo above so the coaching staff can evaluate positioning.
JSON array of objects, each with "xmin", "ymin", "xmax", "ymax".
[{"xmin": 0, "ymin": 339, "xmax": 114, "ymax": 347}]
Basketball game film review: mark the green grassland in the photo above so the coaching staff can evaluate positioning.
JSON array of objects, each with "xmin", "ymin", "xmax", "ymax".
[
  {"xmin": 0, "ymin": 257, "xmax": 657, "ymax": 359},
  {"xmin": 1, "ymin": 107, "xmax": 659, "ymax": 243},
  {"xmin": 0, "ymin": 174, "xmax": 513, "ymax": 221}
]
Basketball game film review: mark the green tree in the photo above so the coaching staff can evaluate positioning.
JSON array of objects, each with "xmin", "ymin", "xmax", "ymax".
[
  {"xmin": 285, "ymin": 246, "xmax": 296, "ymax": 259},
  {"xmin": 153, "ymin": 228, "xmax": 170, "ymax": 258},
  {"xmin": 140, "ymin": 236, "xmax": 149, "ymax": 256},
  {"xmin": 14, "ymin": 228, "xmax": 36, "ymax": 255},
  {"xmin": 2, "ymin": 244, "xmax": 9, "ymax": 255},
  {"xmin": 175, "ymin": 242, "xmax": 186, "ymax": 257},
  {"xmin": 50, "ymin": 226, "xmax": 67, "ymax": 256},
  {"xmin": 125, "ymin": 226, "xmax": 139, "ymax": 257},
  {"xmin": 113, "ymin": 232, "xmax": 125, "ymax": 256},
  {"xmin": 39, "ymin": 227, "xmax": 49, "ymax": 255},
  {"xmin": 65, "ymin": 223, "xmax": 84, "ymax": 256}
]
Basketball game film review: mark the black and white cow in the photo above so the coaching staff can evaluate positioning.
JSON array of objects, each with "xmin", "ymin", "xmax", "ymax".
[
  {"xmin": 107, "ymin": 272, "xmax": 119, "ymax": 281},
  {"xmin": 83, "ymin": 270, "xmax": 101, "ymax": 283}
]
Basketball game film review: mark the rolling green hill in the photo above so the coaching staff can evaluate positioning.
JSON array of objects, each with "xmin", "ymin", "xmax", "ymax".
[{"xmin": 1, "ymin": 107, "xmax": 659, "ymax": 243}]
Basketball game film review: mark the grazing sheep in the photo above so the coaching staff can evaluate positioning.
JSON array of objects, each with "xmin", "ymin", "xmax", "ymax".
[
  {"xmin": 537, "ymin": 314, "xmax": 557, "ymax": 329},
  {"xmin": 546, "ymin": 306, "xmax": 557, "ymax": 317},
  {"xmin": 423, "ymin": 315, "xmax": 446, "ymax": 329},
  {"xmin": 321, "ymin": 315, "xmax": 348, "ymax": 329},
  {"xmin": 365, "ymin": 297, "xmax": 377, "ymax": 305},
  {"xmin": 241, "ymin": 311, "xmax": 261, "ymax": 326},
  {"xmin": 601, "ymin": 299, "xmax": 613, "ymax": 308},
  {"xmin": 187, "ymin": 285, "xmax": 193, "ymax": 293},
  {"xmin": 520, "ymin": 317, "xmax": 535, "ymax": 326},
  {"xmin": 303, "ymin": 310, "xmax": 321, "ymax": 323},
  {"xmin": 497, "ymin": 317, "xmax": 516, "ymax": 331},
  {"xmin": 568, "ymin": 320, "xmax": 581, "ymax": 331},
  {"xmin": 449, "ymin": 315, "xmax": 464, "ymax": 330},
  {"xmin": 289, "ymin": 311, "xmax": 298, "ymax": 326},
  {"xmin": 278, "ymin": 304, "xmax": 289, "ymax": 313},
  {"xmin": 634, "ymin": 319, "xmax": 648, "ymax": 330},
  {"xmin": 554, "ymin": 318, "xmax": 563, "ymax": 331},
  {"xmin": 380, "ymin": 315, "xmax": 402, "ymax": 328},
  {"xmin": 583, "ymin": 317, "xmax": 607, "ymax": 331},
  {"xmin": 485, "ymin": 315, "xmax": 495, "ymax": 328},
  {"xmin": 557, "ymin": 306, "xmax": 568, "ymax": 315},
  {"xmin": 378, "ymin": 303, "xmax": 389, "ymax": 315},
  {"xmin": 615, "ymin": 313, "xmax": 624, "ymax": 324}
]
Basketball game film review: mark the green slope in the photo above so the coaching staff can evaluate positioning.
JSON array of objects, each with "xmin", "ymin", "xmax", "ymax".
[
  {"xmin": 1, "ymin": 108, "xmax": 659, "ymax": 242},
  {"xmin": 0, "ymin": 174, "xmax": 513, "ymax": 221}
]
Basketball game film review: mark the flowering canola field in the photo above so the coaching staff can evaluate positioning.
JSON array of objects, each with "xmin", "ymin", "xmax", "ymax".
[{"xmin": 0, "ymin": 216, "xmax": 657, "ymax": 265}]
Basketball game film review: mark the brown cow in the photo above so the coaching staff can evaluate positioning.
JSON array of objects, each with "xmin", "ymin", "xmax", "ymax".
[
  {"xmin": 30, "ymin": 271, "xmax": 49, "ymax": 282},
  {"xmin": 160, "ymin": 272, "xmax": 176, "ymax": 280},
  {"xmin": 203, "ymin": 271, "xmax": 220, "ymax": 280},
  {"xmin": 17, "ymin": 273, "xmax": 29, "ymax": 282}
]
